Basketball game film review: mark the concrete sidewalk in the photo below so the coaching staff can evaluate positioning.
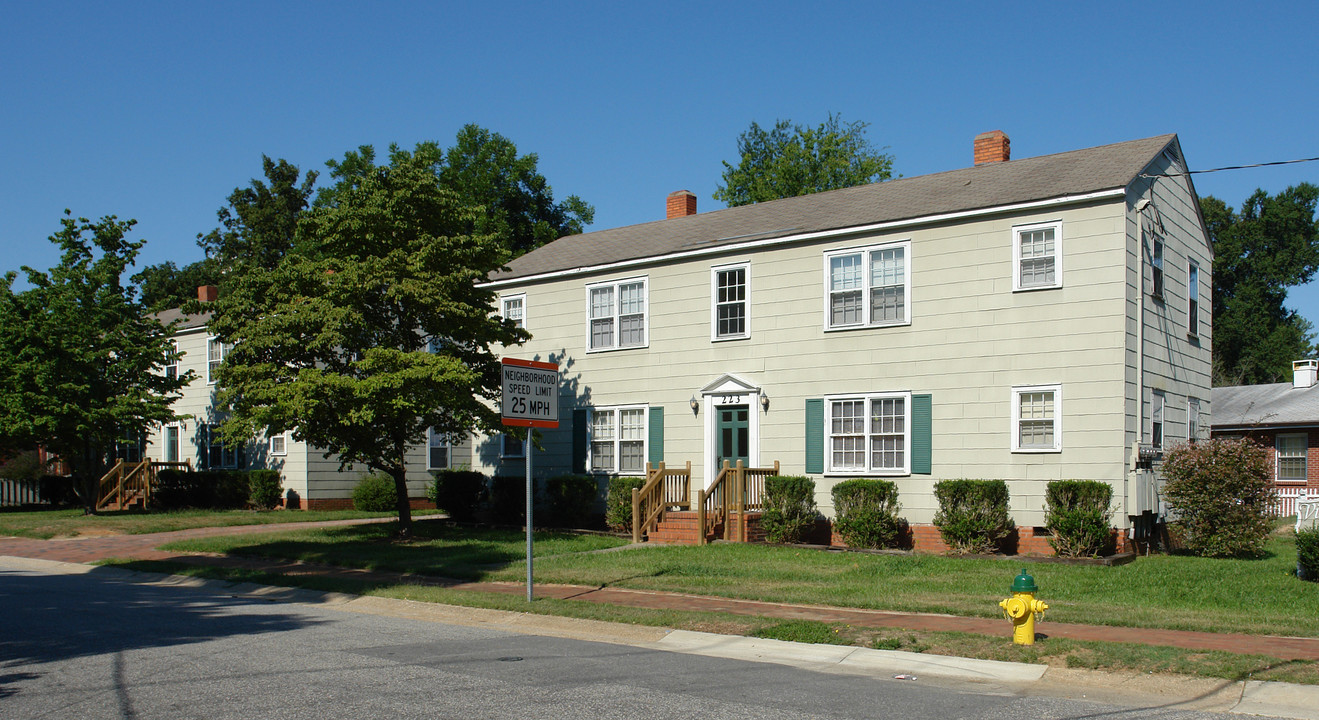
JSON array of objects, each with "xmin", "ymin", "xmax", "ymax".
[{"xmin": 3, "ymin": 553, "xmax": 1318, "ymax": 720}]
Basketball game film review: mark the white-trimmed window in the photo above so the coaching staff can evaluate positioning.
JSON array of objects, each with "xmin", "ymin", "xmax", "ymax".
[
  {"xmin": 1152, "ymin": 238, "xmax": 1165, "ymax": 299},
  {"xmin": 427, "ymin": 428, "xmax": 449, "ymax": 470},
  {"xmin": 206, "ymin": 337, "xmax": 232, "ymax": 384},
  {"xmin": 587, "ymin": 278, "xmax": 648, "ymax": 351},
  {"xmin": 1012, "ymin": 385, "xmax": 1062, "ymax": 452},
  {"xmin": 269, "ymin": 431, "xmax": 288, "ymax": 457},
  {"xmin": 502, "ymin": 294, "xmax": 525, "ymax": 329},
  {"xmin": 824, "ymin": 241, "xmax": 910, "ymax": 330},
  {"xmin": 502, "ymin": 432, "xmax": 525, "ymax": 459},
  {"xmin": 1151, "ymin": 391, "xmax": 1165, "ymax": 451},
  {"xmin": 165, "ymin": 340, "xmax": 178, "ymax": 381},
  {"xmin": 1187, "ymin": 398, "xmax": 1201, "ymax": 443},
  {"xmin": 712, "ymin": 263, "xmax": 750, "ymax": 341},
  {"xmin": 204, "ymin": 424, "xmax": 241, "ymax": 469},
  {"xmin": 589, "ymin": 405, "xmax": 647, "ymax": 474},
  {"xmin": 826, "ymin": 392, "xmax": 911, "ymax": 475},
  {"xmin": 1188, "ymin": 262, "xmax": 1199, "ymax": 337},
  {"xmin": 1278, "ymin": 434, "xmax": 1308, "ymax": 483},
  {"xmin": 1013, "ymin": 221, "xmax": 1062, "ymax": 291}
]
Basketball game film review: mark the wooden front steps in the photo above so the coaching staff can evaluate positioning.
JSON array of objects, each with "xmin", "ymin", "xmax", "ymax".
[{"xmin": 646, "ymin": 510, "xmax": 765, "ymax": 545}]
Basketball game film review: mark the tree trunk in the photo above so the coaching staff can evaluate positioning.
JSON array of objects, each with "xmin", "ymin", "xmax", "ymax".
[{"xmin": 390, "ymin": 446, "xmax": 413, "ymax": 538}]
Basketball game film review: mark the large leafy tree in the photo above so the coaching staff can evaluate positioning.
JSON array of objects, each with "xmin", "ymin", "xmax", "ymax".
[
  {"xmin": 0, "ymin": 213, "xmax": 190, "ymax": 506},
  {"xmin": 1203, "ymin": 183, "xmax": 1319, "ymax": 385},
  {"xmin": 208, "ymin": 143, "xmax": 527, "ymax": 536},
  {"xmin": 714, "ymin": 113, "xmax": 895, "ymax": 207},
  {"xmin": 135, "ymin": 156, "xmax": 317, "ymax": 310}
]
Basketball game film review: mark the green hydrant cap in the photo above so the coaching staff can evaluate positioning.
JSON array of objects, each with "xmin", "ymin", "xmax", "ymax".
[{"xmin": 1011, "ymin": 568, "xmax": 1037, "ymax": 593}]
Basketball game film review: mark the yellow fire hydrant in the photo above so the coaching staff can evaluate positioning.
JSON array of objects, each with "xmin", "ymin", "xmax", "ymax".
[{"xmin": 999, "ymin": 568, "xmax": 1048, "ymax": 645}]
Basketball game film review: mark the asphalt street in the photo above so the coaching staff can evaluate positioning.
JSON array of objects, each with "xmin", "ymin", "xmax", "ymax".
[{"xmin": 0, "ymin": 562, "xmax": 1287, "ymax": 720}]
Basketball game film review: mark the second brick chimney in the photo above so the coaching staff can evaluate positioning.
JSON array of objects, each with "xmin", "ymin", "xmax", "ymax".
[
  {"xmin": 667, "ymin": 190, "xmax": 697, "ymax": 219},
  {"xmin": 198, "ymin": 285, "xmax": 218, "ymax": 303},
  {"xmin": 974, "ymin": 130, "xmax": 1011, "ymax": 165}
]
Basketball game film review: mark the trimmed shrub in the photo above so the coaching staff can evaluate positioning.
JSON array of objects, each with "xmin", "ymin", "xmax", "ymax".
[
  {"xmin": 1162, "ymin": 437, "xmax": 1273, "ymax": 558},
  {"xmin": 831, "ymin": 478, "xmax": 904, "ymax": 549},
  {"xmin": 434, "ymin": 469, "xmax": 487, "ymax": 522},
  {"xmin": 541, "ymin": 474, "xmax": 597, "ymax": 528},
  {"xmin": 605, "ymin": 476, "xmax": 646, "ymax": 532},
  {"xmin": 487, "ymin": 475, "xmax": 526, "ymax": 524},
  {"xmin": 38, "ymin": 474, "xmax": 78, "ymax": 506},
  {"xmin": 1044, "ymin": 480, "xmax": 1113, "ymax": 557},
  {"xmin": 352, "ymin": 472, "xmax": 398, "ymax": 512},
  {"xmin": 151, "ymin": 470, "xmax": 250, "ymax": 510},
  {"xmin": 760, "ymin": 475, "xmax": 818, "ymax": 544},
  {"xmin": 1298, "ymin": 527, "xmax": 1319, "ymax": 581},
  {"xmin": 248, "ymin": 470, "xmax": 283, "ymax": 510},
  {"xmin": 933, "ymin": 479, "xmax": 1014, "ymax": 554}
]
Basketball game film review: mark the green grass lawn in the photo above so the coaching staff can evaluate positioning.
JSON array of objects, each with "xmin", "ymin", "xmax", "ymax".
[
  {"xmin": 154, "ymin": 520, "xmax": 1319, "ymax": 637},
  {"xmin": 0, "ymin": 506, "xmax": 441, "ymax": 539}
]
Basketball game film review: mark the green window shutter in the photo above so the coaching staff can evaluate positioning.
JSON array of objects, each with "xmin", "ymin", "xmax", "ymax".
[
  {"xmin": 572, "ymin": 409, "xmax": 588, "ymax": 474},
  {"xmin": 648, "ymin": 406, "xmax": 664, "ymax": 465},
  {"xmin": 912, "ymin": 394, "xmax": 932, "ymax": 475},
  {"xmin": 804, "ymin": 398, "xmax": 824, "ymax": 474}
]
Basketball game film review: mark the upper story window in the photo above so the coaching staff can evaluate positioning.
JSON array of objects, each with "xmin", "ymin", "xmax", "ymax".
[
  {"xmin": 269, "ymin": 431, "xmax": 288, "ymax": 456},
  {"xmin": 1013, "ymin": 221, "xmax": 1062, "ymax": 291},
  {"xmin": 1278, "ymin": 434, "xmax": 1308, "ymax": 483},
  {"xmin": 824, "ymin": 241, "xmax": 910, "ymax": 330},
  {"xmin": 502, "ymin": 294, "xmax": 525, "ymax": 329},
  {"xmin": 165, "ymin": 340, "xmax": 178, "ymax": 380},
  {"xmin": 1187, "ymin": 262, "xmax": 1199, "ymax": 337},
  {"xmin": 1152, "ymin": 238, "xmax": 1165, "ymax": 299},
  {"xmin": 206, "ymin": 337, "xmax": 232, "ymax": 384},
  {"xmin": 427, "ymin": 428, "xmax": 449, "ymax": 470},
  {"xmin": 1151, "ymin": 391, "xmax": 1165, "ymax": 450},
  {"xmin": 825, "ymin": 392, "xmax": 911, "ymax": 475},
  {"xmin": 590, "ymin": 405, "xmax": 647, "ymax": 474},
  {"xmin": 587, "ymin": 278, "xmax": 648, "ymax": 352},
  {"xmin": 1012, "ymin": 384, "xmax": 1062, "ymax": 452},
  {"xmin": 712, "ymin": 263, "xmax": 750, "ymax": 341}
]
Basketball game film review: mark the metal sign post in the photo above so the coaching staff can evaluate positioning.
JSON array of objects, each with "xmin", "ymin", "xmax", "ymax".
[{"xmin": 500, "ymin": 358, "xmax": 559, "ymax": 601}]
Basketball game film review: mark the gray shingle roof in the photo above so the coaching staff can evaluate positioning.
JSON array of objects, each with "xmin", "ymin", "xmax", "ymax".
[
  {"xmin": 151, "ymin": 307, "xmax": 212, "ymax": 331},
  {"xmin": 1213, "ymin": 382, "xmax": 1319, "ymax": 428},
  {"xmin": 492, "ymin": 134, "xmax": 1178, "ymax": 283}
]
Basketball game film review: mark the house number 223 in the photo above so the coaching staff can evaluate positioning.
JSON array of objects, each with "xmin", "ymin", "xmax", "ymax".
[{"xmin": 719, "ymin": 395, "xmax": 743, "ymax": 405}]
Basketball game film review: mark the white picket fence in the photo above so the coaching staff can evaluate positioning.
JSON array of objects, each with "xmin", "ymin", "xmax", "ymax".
[
  {"xmin": 0, "ymin": 479, "xmax": 45, "ymax": 506},
  {"xmin": 1271, "ymin": 485, "xmax": 1307, "ymax": 518}
]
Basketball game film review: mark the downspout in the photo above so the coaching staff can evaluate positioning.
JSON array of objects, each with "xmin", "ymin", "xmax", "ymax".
[{"xmin": 1132, "ymin": 188, "xmax": 1151, "ymax": 543}]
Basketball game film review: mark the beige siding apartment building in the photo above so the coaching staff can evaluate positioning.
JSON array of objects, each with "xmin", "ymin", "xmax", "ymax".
[{"xmin": 477, "ymin": 132, "xmax": 1212, "ymax": 546}]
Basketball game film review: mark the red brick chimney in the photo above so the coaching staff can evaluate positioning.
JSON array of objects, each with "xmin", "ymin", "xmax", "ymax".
[
  {"xmin": 197, "ymin": 285, "xmax": 218, "ymax": 303},
  {"xmin": 974, "ymin": 130, "xmax": 1011, "ymax": 165},
  {"xmin": 667, "ymin": 190, "xmax": 697, "ymax": 219}
]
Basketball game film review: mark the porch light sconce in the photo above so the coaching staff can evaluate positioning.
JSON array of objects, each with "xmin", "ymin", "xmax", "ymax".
[
  {"xmin": 690, "ymin": 396, "xmax": 700, "ymax": 415},
  {"xmin": 760, "ymin": 393, "xmax": 770, "ymax": 412}
]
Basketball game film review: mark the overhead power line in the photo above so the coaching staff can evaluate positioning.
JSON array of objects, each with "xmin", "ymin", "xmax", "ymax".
[{"xmin": 1141, "ymin": 155, "xmax": 1319, "ymax": 179}]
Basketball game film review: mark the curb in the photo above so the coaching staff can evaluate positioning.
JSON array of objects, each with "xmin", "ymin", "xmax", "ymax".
[{"xmin": 6, "ymin": 554, "xmax": 1319, "ymax": 718}]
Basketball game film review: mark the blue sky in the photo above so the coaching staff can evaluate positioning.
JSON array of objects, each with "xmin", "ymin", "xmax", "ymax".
[{"xmin": 3, "ymin": 1, "xmax": 1317, "ymax": 332}]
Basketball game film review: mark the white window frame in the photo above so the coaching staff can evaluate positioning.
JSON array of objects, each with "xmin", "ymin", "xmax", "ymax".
[
  {"xmin": 501, "ymin": 293, "xmax": 526, "ymax": 330},
  {"xmin": 822, "ymin": 240, "xmax": 912, "ymax": 331},
  {"xmin": 824, "ymin": 391, "xmax": 912, "ymax": 476},
  {"xmin": 1187, "ymin": 261, "xmax": 1199, "ymax": 337},
  {"xmin": 206, "ymin": 337, "xmax": 231, "ymax": 385},
  {"xmin": 269, "ymin": 430, "xmax": 288, "ymax": 457},
  {"xmin": 1278, "ymin": 433, "xmax": 1308, "ymax": 484},
  {"xmin": 165, "ymin": 340, "xmax": 179, "ymax": 381},
  {"xmin": 588, "ymin": 404, "xmax": 648, "ymax": 475},
  {"xmin": 585, "ymin": 277, "xmax": 649, "ymax": 352},
  {"xmin": 710, "ymin": 262, "xmax": 751, "ymax": 341},
  {"xmin": 1011, "ymin": 384, "xmax": 1062, "ymax": 453},
  {"xmin": 1187, "ymin": 397, "xmax": 1201, "ymax": 443},
  {"xmin": 427, "ymin": 428, "xmax": 450, "ymax": 470},
  {"xmin": 1012, "ymin": 221, "xmax": 1063, "ymax": 292},
  {"xmin": 1151, "ymin": 391, "xmax": 1165, "ymax": 451}
]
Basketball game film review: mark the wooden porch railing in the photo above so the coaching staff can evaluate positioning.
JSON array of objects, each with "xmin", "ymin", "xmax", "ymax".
[
  {"xmin": 631, "ymin": 461, "xmax": 692, "ymax": 543},
  {"xmin": 698, "ymin": 460, "xmax": 780, "ymax": 544},
  {"xmin": 96, "ymin": 459, "xmax": 192, "ymax": 510}
]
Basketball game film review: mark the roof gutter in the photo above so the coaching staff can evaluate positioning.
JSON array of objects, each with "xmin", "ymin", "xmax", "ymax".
[{"xmin": 480, "ymin": 187, "xmax": 1127, "ymax": 289}]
